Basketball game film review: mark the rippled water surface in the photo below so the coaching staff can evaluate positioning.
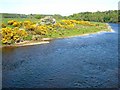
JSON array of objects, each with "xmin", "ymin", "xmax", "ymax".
[{"xmin": 2, "ymin": 23, "xmax": 118, "ymax": 88}]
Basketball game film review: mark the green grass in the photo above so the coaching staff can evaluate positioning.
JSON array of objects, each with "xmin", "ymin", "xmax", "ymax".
[{"xmin": 45, "ymin": 22, "xmax": 109, "ymax": 38}]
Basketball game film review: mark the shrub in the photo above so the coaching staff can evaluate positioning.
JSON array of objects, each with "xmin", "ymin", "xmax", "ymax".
[
  {"xmin": 1, "ymin": 27, "xmax": 28, "ymax": 44},
  {"xmin": 35, "ymin": 25, "xmax": 48, "ymax": 35},
  {"xmin": 23, "ymin": 21, "xmax": 36, "ymax": 31},
  {"xmin": 1, "ymin": 23, "xmax": 6, "ymax": 28},
  {"xmin": 8, "ymin": 20, "xmax": 16, "ymax": 25}
]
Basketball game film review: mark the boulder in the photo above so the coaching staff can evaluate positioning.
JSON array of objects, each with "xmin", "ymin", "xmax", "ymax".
[
  {"xmin": 32, "ymin": 35, "xmax": 41, "ymax": 41},
  {"xmin": 39, "ymin": 16, "xmax": 56, "ymax": 25},
  {"xmin": 41, "ymin": 38, "xmax": 52, "ymax": 41}
]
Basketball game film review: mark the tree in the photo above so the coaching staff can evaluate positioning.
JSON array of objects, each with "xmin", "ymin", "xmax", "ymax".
[{"xmin": 35, "ymin": 15, "xmax": 42, "ymax": 19}]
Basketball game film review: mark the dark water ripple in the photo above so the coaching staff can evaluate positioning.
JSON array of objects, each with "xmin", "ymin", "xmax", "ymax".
[{"xmin": 2, "ymin": 23, "xmax": 118, "ymax": 88}]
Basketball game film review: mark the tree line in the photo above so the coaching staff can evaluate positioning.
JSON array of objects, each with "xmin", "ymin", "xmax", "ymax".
[
  {"xmin": 0, "ymin": 10, "xmax": 119, "ymax": 23},
  {"xmin": 65, "ymin": 10, "xmax": 118, "ymax": 23}
]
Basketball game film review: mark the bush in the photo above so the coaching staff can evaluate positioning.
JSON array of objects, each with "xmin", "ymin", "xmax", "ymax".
[
  {"xmin": 1, "ymin": 23, "xmax": 6, "ymax": 28},
  {"xmin": 1, "ymin": 27, "xmax": 28, "ymax": 44},
  {"xmin": 35, "ymin": 15, "xmax": 42, "ymax": 19},
  {"xmin": 35, "ymin": 25, "xmax": 48, "ymax": 35},
  {"xmin": 8, "ymin": 20, "xmax": 16, "ymax": 25}
]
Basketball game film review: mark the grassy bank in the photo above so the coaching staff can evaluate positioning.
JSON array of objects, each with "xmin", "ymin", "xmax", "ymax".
[
  {"xmin": 45, "ymin": 23, "xmax": 109, "ymax": 38},
  {"xmin": 0, "ymin": 18, "xmax": 111, "ymax": 47}
]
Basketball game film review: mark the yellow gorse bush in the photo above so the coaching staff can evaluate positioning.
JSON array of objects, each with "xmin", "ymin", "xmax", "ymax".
[
  {"xmin": 23, "ymin": 21, "xmax": 35, "ymax": 30},
  {"xmin": 8, "ymin": 20, "xmax": 16, "ymax": 25},
  {"xmin": 7, "ymin": 20, "xmax": 22, "ymax": 27},
  {"xmin": 12, "ymin": 22, "xmax": 21, "ymax": 27},
  {"xmin": 1, "ymin": 23, "xmax": 6, "ymax": 28},
  {"xmin": 54, "ymin": 20, "xmax": 76, "ymax": 29},
  {"xmin": 1, "ymin": 27, "xmax": 28, "ymax": 44},
  {"xmin": 61, "ymin": 20, "xmax": 96, "ymax": 26},
  {"xmin": 35, "ymin": 25, "xmax": 48, "ymax": 35}
]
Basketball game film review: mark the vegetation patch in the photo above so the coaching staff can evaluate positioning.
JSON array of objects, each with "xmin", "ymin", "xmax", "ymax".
[{"xmin": 0, "ymin": 17, "xmax": 110, "ymax": 46}]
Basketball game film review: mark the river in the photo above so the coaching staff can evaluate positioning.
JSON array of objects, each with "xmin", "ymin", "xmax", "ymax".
[{"xmin": 2, "ymin": 23, "xmax": 118, "ymax": 88}]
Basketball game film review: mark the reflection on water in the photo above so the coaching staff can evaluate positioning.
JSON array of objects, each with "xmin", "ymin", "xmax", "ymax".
[{"xmin": 2, "ymin": 23, "xmax": 118, "ymax": 88}]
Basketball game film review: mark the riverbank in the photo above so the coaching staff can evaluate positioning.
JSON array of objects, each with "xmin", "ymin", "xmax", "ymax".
[
  {"xmin": 1, "ymin": 23, "xmax": 114, "ymax": 48},
  {"xmin": 52, "ymin": 23, "xmax": 114, "ymax": 39}
]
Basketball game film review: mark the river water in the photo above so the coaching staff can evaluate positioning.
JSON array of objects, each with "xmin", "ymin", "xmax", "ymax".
[{"xmin": 2, "ymin": 23, "xmax": 118, "ymax": 88}]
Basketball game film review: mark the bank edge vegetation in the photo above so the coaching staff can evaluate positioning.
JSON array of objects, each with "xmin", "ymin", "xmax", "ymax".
[{"xmin": 0, "ymin": 10, "xmax": 118, "ymax": 45}]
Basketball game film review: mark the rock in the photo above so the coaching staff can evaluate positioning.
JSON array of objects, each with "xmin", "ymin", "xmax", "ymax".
[
  {"xmin": 41, "ymin": 38, "xmax": 52, "ymax": 41},
  {"xmin": 32, "ymin": 35, "xmax": 41, "ymax": 41},
  {"xmin": 39, "ymin": 16, "xmax": 56, "ymax": 25}
]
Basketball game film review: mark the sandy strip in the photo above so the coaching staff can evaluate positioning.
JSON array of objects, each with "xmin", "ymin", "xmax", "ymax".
[
  {"xmin": 1, "ymin": 41, "xmax": 49, "ymax": 48},
  {"xmin": 106, "ymin": 23, "xmax": 115, "ymax": 32},
  {"xmin": 17, "ymin": 41, "xmax": 49, "ymax": 46}
]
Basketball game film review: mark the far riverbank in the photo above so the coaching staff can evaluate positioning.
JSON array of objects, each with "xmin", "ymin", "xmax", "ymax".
[{"xmin": 0, "ymin": 23, "xmax": 114, "ymax": 48}]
